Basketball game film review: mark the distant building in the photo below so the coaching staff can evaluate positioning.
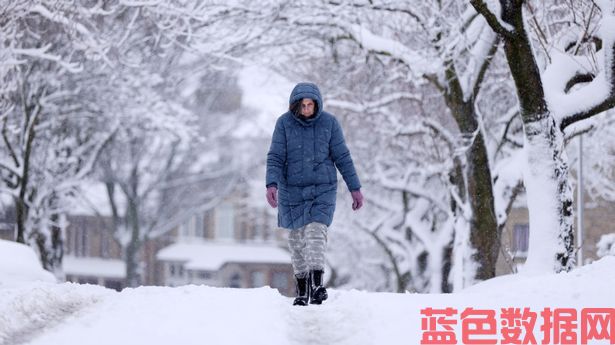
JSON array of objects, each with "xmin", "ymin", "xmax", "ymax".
[
  {"xmin": 157, "ymin": 240, "xmax": 293, "ymax": 296},
  {"xmin": 155, "ymin": 196, "xmax": 293, "ymax": 296}
]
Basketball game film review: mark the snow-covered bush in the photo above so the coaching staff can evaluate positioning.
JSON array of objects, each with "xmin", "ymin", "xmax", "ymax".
[{"xmin": 596, "ymin": 233, "xmax": 615, "ymax": 258}]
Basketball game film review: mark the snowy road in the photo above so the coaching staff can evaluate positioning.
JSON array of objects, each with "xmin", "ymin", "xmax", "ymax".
[{"xmin": 1, "ymin": 257, "xmax": 615, "ymax": 345}]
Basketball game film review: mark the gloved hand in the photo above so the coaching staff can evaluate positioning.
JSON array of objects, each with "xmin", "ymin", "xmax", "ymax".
[
  {"xmin": 351, "ymin": 190, "xmax": 363, "ymax": 210},
  {"xmin": 266, "ymin": 186, "xmax": 278, "ymax": 208}
]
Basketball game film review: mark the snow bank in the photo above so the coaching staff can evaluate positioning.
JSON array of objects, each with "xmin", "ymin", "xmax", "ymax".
[{"xmin": 0, "ymin": 239, "xmax": 56, "ymax": 288}]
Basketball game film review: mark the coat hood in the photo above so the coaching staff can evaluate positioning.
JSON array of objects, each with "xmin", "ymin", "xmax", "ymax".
[{"xmin": 289, "ymin": 82, "xmax": 323, "ymax": 125}]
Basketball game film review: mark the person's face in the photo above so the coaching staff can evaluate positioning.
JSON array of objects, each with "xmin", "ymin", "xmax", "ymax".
[{"xmin": 300, "ymin": 98, "xmax": 315, "ymax": 117}]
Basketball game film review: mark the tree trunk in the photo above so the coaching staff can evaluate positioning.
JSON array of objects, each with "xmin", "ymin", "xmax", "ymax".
[
  {"xmin": 15, "ymin": 114, "xmax": 37, "ymax": 244},
  {"xmin": 125, "ymin": 197, "xmax": 142, "ymax": 287},
  {"xmin": 467, "ymin": 132, "xmax": 499, "ymax": 279},
  {"xmin": 50, "ymin": 212, "xmax": 65, "ymax": 279},
  {"xmin": 444, "ymin": 67, "xmax": 499, "ymax": 282},
  {"xmin": 15, "ymin": 198, "xmax": 27, "ymax": 243},
  {"xmin": 499, "ymin": 11, "xmax": 575, "ymax": 273},
  {"xmin": 441, "ymin": 241, "xmax": 453, "ymax": 292},
  {"xmin": 522, "ymin": 117, "xmax": 574, "ymax": 272},
  {"xmin": 34, "ymin": 211, "xmax": 65, "ymax": 279}
]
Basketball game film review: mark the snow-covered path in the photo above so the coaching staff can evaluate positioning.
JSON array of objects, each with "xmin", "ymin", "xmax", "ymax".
[
  {"xmin": 1, "ymin": 257, "xmax": 615, "ymax": 345},
  {"xmin": 286, "ymin": 291, "xmax": 375, "ymax": 345}
]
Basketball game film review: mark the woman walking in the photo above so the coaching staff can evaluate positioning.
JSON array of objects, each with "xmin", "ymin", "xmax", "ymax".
[{"xmin": 265, "ymin": 82, "xmax": 363, "ymax": 306}]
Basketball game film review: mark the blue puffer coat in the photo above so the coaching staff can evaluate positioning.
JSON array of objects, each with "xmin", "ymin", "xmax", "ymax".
[{"xmin": 266, "ymin": 82, "xmax": 361, "ymax": 230}]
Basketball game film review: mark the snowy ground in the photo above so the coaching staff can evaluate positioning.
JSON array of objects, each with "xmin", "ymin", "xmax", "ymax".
[{"xmin": 1, "ymin": 257, "xmax": 615, "ymax": 345}]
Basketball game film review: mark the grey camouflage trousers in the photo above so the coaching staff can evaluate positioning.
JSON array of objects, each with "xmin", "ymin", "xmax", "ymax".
[{"xmin": 287, "ymin": 222, "xmax": 328, "ymax": 276}]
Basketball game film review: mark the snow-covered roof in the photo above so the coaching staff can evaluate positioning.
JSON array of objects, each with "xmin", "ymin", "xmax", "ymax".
[
  {"xmin": 63, "ymin": 256, "xmax": 126, "ymax": 279},
  {"xmin": 156, "ymin": 241, "xmax": 290, "ymax": 271}
]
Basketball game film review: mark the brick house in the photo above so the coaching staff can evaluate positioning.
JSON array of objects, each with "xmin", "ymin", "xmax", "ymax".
[{"xmin": 62, "ymin": 214, "xmax": 126, "ymax": 290}]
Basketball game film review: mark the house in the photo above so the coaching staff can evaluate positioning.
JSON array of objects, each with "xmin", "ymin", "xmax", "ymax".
[
  {"xmin": 155, "ymin": 195, "xmax": 294, "ymax": 296},
  {"xmin": 156, "ymin": 240, "xmax": 293, "ymax": 296}
]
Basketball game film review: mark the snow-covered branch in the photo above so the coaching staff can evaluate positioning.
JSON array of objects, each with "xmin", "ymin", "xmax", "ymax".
[
  {"xmin": 545, "ymin": 6, "xmax": 615, "ymax": 131},
  {"xmin": 328, "ymin": 92, "xmax": 422, "ymax": 113},
  {"xmin": 468, "ymin": 0, "xmax": 515, "ymax": 38}
]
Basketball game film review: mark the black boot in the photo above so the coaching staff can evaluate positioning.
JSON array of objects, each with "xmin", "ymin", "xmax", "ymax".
[
  {"xmin": 310, "ymin": 269, "xmax": 328, "ymax": 305},
  {"xmin": 292, "ymin": 273, "xmax": 310, "ymax": 306}
]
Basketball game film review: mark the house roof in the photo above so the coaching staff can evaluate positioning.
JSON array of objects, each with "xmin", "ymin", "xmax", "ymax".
[
  {"xmin": 63, "ymin": 256, "xmax": 126, "ymax": 279},
  {"xmin": 156, "ymin": 241, "xmax": 290, "ymax": 271}
]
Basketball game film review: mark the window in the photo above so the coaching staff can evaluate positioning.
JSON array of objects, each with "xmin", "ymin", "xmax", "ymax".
[
  {"xmin": 215, "ymin": 202, "xmax": 235, "ymax": 240},
  {"xmin": 180, "ymin": 215, "xmax": 196, "ymax": 238},
  {"xmin": 229, "ymin": 273, "xmax": 242, "ymax": 288},
  {"xmin": 198, "ymin": 271, "xmax": 212, "ymax": 280},
  {"xmin": 79, "ymin": 226, "xmax": 88, "ymax": 257},
  {"xmin": 512, "ymin": 224, "xmax": 529, "ymax": 255},
  {"xmin": 195, "ymin": 215, "xmax": 204, "ymax": 238},
  {"xmin": 251, "ymin": 271, "xmax": 265, "ymax": 287},
  {"xmin": 179, "ymin": 222, "xmax": 188, "ymax": 238},
  {"xmin": 271, "ymin": 272, "xmax": 288, "ymax": 290}
]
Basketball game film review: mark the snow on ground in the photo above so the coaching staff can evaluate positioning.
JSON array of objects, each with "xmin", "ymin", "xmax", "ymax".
[{"xmin": 1, "ymin": 254, "xmax": 615, "ymax": 345}]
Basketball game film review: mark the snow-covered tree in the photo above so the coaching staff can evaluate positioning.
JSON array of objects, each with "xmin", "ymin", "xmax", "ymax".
[
  {"xmin": 94, "ymin": 65, "xmax": 253, "ymax": 286},
  {"xmin": 0, "ymin": 1, "xmax": 121, "ymax": 277},
  {"xmin": 470, "ymin": 0, "xmax": 615, "ymax": 273},
  {"xmin": 0, "ymin": 0, "xmax": 280, "ymax": 277}
]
